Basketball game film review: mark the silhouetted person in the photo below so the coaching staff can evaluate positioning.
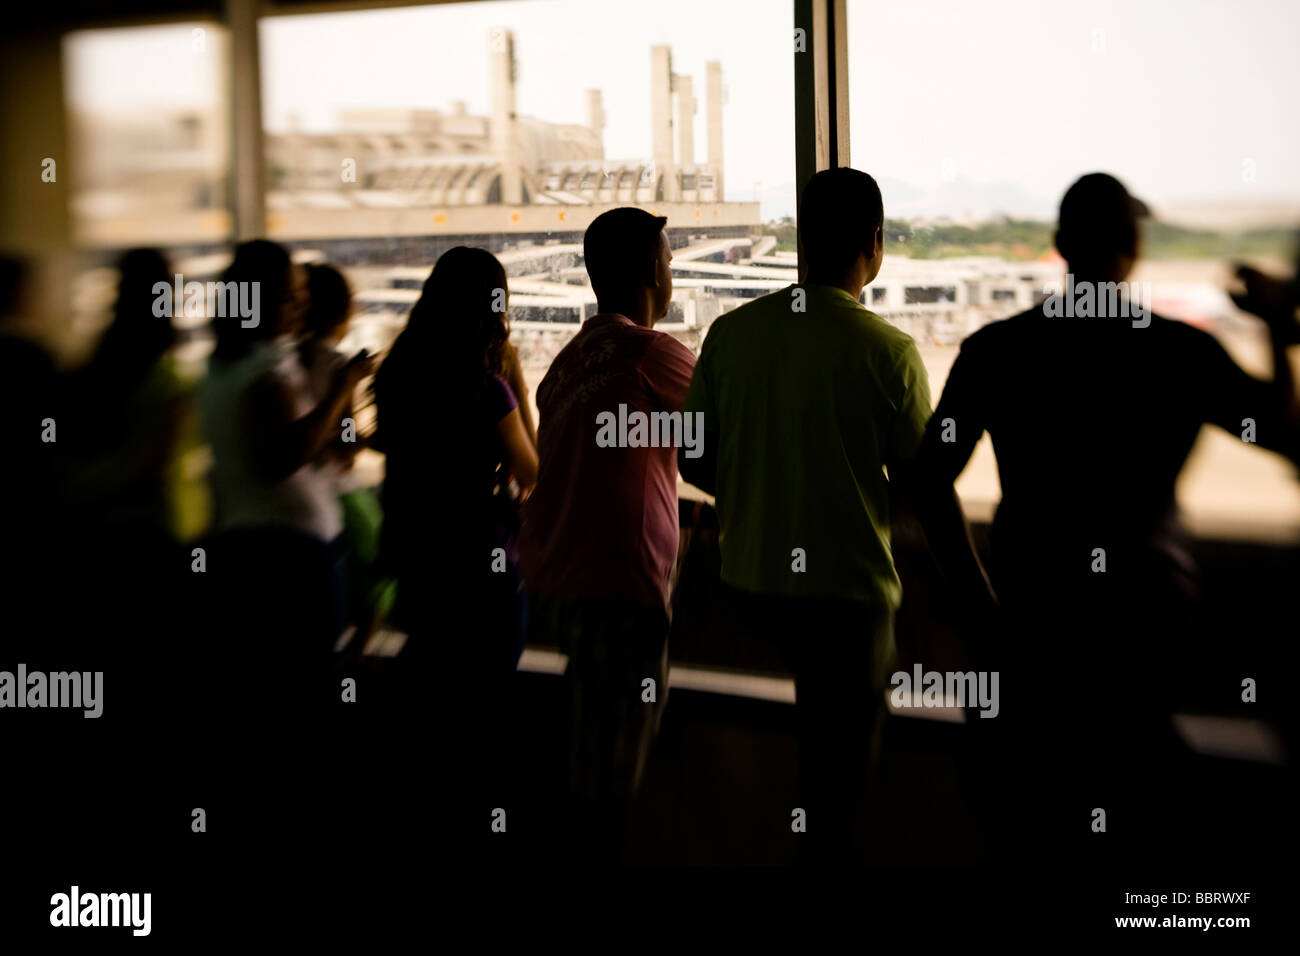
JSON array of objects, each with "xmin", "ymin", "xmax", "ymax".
[
  {"xmin": 680, "ymin": 169, "xmax": 934, "ymax": 863},
  {"xmin": 196, "ymin": 240, "xmax": 371, "ymax": 828},
  {"xmin": 519, "ymin": 208, "xmax": 694, "ymax": 862},
  {"xmin": 300, "ymin": 262, "xmax": 356, "ymax": 412},
  {"xmin": 0, "ymin": 256, "xmax": 65, "ymax": 776},
  {"xmin": 374, "ymin": 246, "xmax": 536, "ymax": 660},
  {"xmin": 0, "ymin": 256, "xmax": 58, "ymax": 654},
  {"xmin": 298, "ymin": 263, "xmax": 368, "ymax": 641},
  {"xmin": 914, "ymin": 173, "xmax": 1300, "ymax": 857},
  {"xmin": 371, "ymin": 246, "xmax": 536, "ymax": 837},
  {"xmin": 60, "ymin": 249, "xmax": 205, "ymax": 716}
]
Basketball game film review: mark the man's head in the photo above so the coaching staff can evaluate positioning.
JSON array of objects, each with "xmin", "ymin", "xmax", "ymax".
[
  {"xmin": 1055, "ymin": 173, "xmax": 1151, "ymax": 282},
  {"xmin": 799, "ymin": 168, "xmax": 885, "ymax": 289},
  {"xmin": 584, "ymin": 207, "xmax": 672, "ymax": 325}
]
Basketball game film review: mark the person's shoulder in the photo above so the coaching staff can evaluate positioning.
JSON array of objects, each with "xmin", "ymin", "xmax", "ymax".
[
  {"xmin": 707, "ymin": 286, "xmax": 795, "ymax": 339},
  {"xmin": 646, "ymin": 326, "xmax": 695, "ymax": 361},
  {"xmin": 979, "ymin": 304, "xmax": 1042, "ymax": 336},
  {"xmin": 743, "ymin": 286, "xmax": 798, "ymax": 315},
  {"xmin": 545, "ymin": 319, "xmax": 593, "ymax": 366},
  {"xmin": 957, "ymin": 305, "xmax": 1042, "ymax": 355},
  {"xmin": 844, "ymin": 307, "xmax": 921, "ymax": 370},
  {"xmin": 858, "ymin": 307, "xmax": 914, "ymax": 346},
  {"xmin": 1144, "ymin": 313, "xmax": 1232, "ymax": 359},
  {"xmin": 483, "ymin": 371, "xmax": 519, "ymax": 412}
]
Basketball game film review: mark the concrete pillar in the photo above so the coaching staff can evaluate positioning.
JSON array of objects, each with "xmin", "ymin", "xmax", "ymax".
[
  {"xmin": 227, "ymin": 0, "xmax": 267, "ymax": 239},
  {"xmin": 490, "ymin": 27, "xmax": 523, "ymax": 205},
  {"xmin": 674, "ymin": 74, "xmax": 694, "ymax": 168},
  {"xmin": 706, "ymin": 61, "xmax": 724, "ymax": 200},
  {"xmin": 586, "ymin": 89, "xmax": 605, "ymax": 159},
  {"xmin": 650, "ymin": 45, "xmax": 678, "ymax": 201}
]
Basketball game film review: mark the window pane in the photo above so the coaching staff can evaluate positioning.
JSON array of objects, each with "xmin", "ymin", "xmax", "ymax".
[
  {"xmin": 64, "ymin": 23, "xmax": 231, "ymax": 247},
  {"xmin": 260, "ymin": 0, "xmax": 794, "ymax": 456},
  {"xmin": 61, "ymin": 23, "xmax": 231, "ymax": 366},
  {"xmin": 848, "ymin": 0, "xmax": 1300, "ymax": 539}
]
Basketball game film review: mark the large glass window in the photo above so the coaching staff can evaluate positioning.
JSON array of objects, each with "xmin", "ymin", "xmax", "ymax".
[
  {"xmin": 847, "ymin": 0, "xmax": 1300, "ymax": 539},
  {"xmin": 64, "ymin": 23, "xmax": 230, "ymax": 247},
  {"xmin": 260, "ymin": 0, "xmax": 795, "ymax": 437}
]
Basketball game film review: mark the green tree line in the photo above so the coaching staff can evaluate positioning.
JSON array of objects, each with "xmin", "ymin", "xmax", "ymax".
[{"xmin": 767, "ymin": 216, "xmax": 1296, "ymax": 262}]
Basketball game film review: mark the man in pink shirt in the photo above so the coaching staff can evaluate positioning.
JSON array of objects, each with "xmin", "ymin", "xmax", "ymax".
[{"xmin": 519, "ymin": 207, "xmax": 695, "ymax": 861}]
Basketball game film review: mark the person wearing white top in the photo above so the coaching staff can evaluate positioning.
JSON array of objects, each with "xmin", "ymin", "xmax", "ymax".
[{"xmin": 196, "ymin": 241, "xmax": 372, "ymax": 726}]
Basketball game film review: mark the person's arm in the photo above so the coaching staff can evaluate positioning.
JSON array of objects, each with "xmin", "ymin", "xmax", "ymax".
[
  {"xmin": 899, "ymin": 341, "xmax": 997, "ymax": 614},
  {"xmin": 246, "ymin": 353, "xmax": 373, "ymax": 483},
  {"xmin": 502, "ymin": 341, "xmax": 538, "ymax": 449},
  {"xmin": 1193, "ymin": 330, "xmax": 1298, "ymax": 464},
  {"xmin": 497, "ymin": 407, "xmax": 538, "ymax": 494},
  {"xmin": 1227, "ymin": 264, "xmax": 1300, "ymax": 462},
  {"xmin": 676, "ymin": 336, "xmax": 717, "ymax": 495}
]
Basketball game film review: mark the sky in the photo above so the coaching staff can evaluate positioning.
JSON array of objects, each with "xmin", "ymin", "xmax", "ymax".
[
  {"xmin": 847, "ymin": 0, "xmax": 1300, "ymax": 216},
  {"xmin": 65, "ymin": 0, "xmax": 1300, "ymax": 222}
]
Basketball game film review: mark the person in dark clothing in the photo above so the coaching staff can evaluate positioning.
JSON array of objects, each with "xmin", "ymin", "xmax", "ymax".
[
  {"xmin": 374, "ymin": 246, "xmax": 537, "ymax": 667},
  {"xmin": 372, "ymin": 246, "xmax": 537, "ymax": 848},
  {"xmin": 59, "ymin": 249, "xmax": 196, "ymax": 735},
  {"xmin": 0, "ymin": 256, "xmax": 59, "ymax": 644},
  {"xmin": 914, "ymin": 173, "xmax": 1300, "ymax": 861}
]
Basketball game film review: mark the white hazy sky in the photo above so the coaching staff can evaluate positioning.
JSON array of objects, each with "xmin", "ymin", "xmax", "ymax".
[
  {"xmin": 66, "ymin": 0, "xmax": 1300, "ymax": 220},
  {"xmin": 847, "ymin": 0, "xmax": 1300, "ymax": 208}
]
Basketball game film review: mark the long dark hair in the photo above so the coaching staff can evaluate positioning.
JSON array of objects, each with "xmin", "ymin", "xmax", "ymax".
[
  {"xmin": 406, "ymin": 246, "xmax": 509, "ymax": 379},
  {"xmin": 375, "ymin": 247, "xmax": 510, "ymax": 450}
]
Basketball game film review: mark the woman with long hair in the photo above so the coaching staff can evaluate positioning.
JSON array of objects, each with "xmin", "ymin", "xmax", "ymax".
[{"xmin": 373, "ymin": 246, "xmax": 537, "ymax": 712}]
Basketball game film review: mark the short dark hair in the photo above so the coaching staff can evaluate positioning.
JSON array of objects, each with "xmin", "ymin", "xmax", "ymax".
[
  {"xmin": 798, "ymin": 168, "xmax": 885, "ymax": 276},
  {"xmin": 583, "ymin": 207, "xmax": 667, "ymax": 304},
  {"xmin": 213, "ymin": 239, "xmax": 291, "ymax": 360},
  {"xmin": 1056, "ymin": 172, "xmax": 1150, "ymax": 267}
]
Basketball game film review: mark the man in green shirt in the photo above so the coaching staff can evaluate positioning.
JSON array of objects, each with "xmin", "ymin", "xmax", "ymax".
[{"xmin": 680, "ymin": 167, "xmax": 938, "ymax": 860}]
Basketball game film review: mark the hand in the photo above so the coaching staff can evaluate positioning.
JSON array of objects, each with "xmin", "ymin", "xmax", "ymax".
[
  {"xmin": 342, "ymin": 349, "xmax": 376, "ymax": 383},
  {"xmin": 502, "ymin": 341, "xmax": 524, "ymax": 382},
  {"xmin": 1231, "ymin": 264, "xmax": 1299, "ymax": 342}
]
